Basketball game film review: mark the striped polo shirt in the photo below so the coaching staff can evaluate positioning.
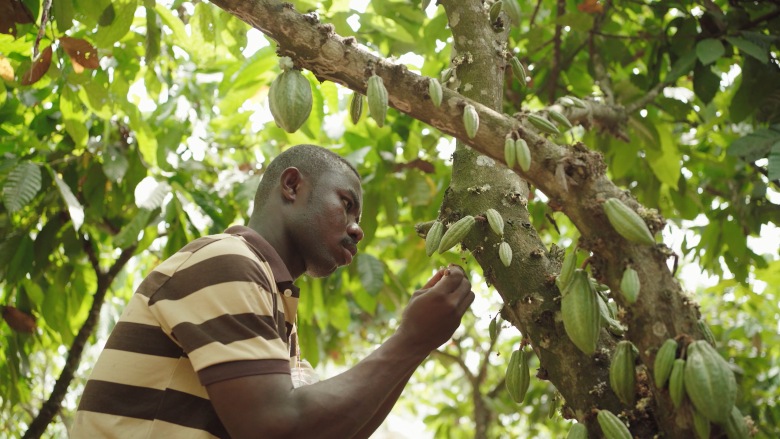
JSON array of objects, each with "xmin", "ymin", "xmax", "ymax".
[{"xmin": 71, "ymin": 226, "xmax": 300, "ymax": 439}]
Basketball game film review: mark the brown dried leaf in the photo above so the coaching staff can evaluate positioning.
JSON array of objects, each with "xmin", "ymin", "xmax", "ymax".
[
  {"xmin": 2, "ymin": 305, "xmax": 37, "ymax": 333},
  {"xmin": 12, "ymin": 0, "xmax": 34, "ymax": 24},
  {"xmin": 60, "ymin": 36, "xmax": 100, "ymax": 69},
  {"xmin": 20, "ymin": 45, "xmax": 52, "ymax": 85},
  {"xmin": 0, "ymin": 56, "xmax": 14, "ymax": 81},
  {"xmin": 0, "ymin": 0, "xmax": 16, "ymax": 36}
]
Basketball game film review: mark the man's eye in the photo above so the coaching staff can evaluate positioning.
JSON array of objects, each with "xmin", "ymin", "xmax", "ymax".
[{"xmin": 343, "ymin": 199, "xmax": 353, "ymax": 210}]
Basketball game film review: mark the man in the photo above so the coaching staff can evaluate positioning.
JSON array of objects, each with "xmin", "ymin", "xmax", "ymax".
[{"xmin": 71, "ymin": 144, "xmax": 474, "ymax": 438}]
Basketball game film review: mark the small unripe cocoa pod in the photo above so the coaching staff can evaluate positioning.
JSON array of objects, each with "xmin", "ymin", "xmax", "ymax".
[
  {"xmin": 504, "ymin": 136, "xmax": 516, "ymax": 169},
  {"xmin": 509, "ymin": 56, "xmax": 526, "ymax": 87},
  {"xmin": 684, "ymin": 340, "xmax": 737, "ymax": 422},
  {"xmin": 567, "ymin": 95, "xmax": 588, "ymax": 108},
  {"xmin": 441, "ymin": 67, "xmax": 454, "ymax": 84},
  {"xmin": 603, "ymin": 198, "xmax": 656, "ymax": 246},
  {"xmin": 515, "ymin": 138, "xmax": 531, "ymax": 172},
  {"xmin": 367, "ymin": 74, "xmax": 388, "ymax": 127},
  {"xmin": 559, "ymin": 96, "xmax": 576, "ymax": 107},
  {"xmin": 527, "ymin": 113, "xmax": 561, "ymax": 135},
  {"xmin": 561, "ymin": 269, "xmax": 601, "ymax": 355},
  {"xmin": 503, "ymin": 0, "xmax": 521, "ymax": 25},
  {"xmin": 428, "ymin": 77, "xmax": 443, "ymax": 107},
  {"xmin": 654, "ymin": 338, "xmax": 678, "ymax": 388},
  {"xmin": 698, "ymin": 319, "xmax": 717, "ymax": 347},
  {"xmin": 489, "ymin": 0, "xmax": 503, "ymax": 23},
  {"xmin": 499, "ymin": 241, "xmax": 512, "ymax": 267},
  {"xmin": 438, "ymin": 215, "xmax": 475, "ymax": 253},
  {"xmin": 610, "ymin": 340, "xmax": 637, "ymax": 406},
  {"xmin": 425, "ymin": 220, "xmax": 444, "ymax": 257},
  {"xmin": 505, "ymin": 348, "xmax": 530, "ymax": 403},
  {"xmin": 549, "ymin": 109, "xmax": 573, "ymax": 130},
  {"xmin": 350, "ymin": 92, "xmax": 363, "ymax": 124},
  {"xmin": 489, "ymin": 315, "xmax": 498, "ymax": 342},
  {"xmin": 485, "ymin": 208, "xmax": 504, "ymax": 236},
  {"xmin": 669, "ymin": 358, "xmax": 686, "ymax": 408},
  {"xmin": 463, "ymin": 104, "xmax": 479, "ymax": 139},
  {"xmin": 692, "ymin": 409, "xmax": 711, "ymax": 439},
  {"xmin": 268, "ymin": 65, "xmax": 313, "ymax": 133},
  {"xmin": 619, "ymin": 266, "xmax": 640, "ymax": 304},
  {"xmin": 555, "ymin": 248, "xmax": 578, "ymax": 293},
  {"xmin": 566, "ymin": 423, "xmax": 587, "ymax": 439},
  {"xmin": 597, "ymin": 410, "xmax": 631, "ymax": 439},
  {"xmin": 724, "ymin": 405, "xmax": 750, "ymax": 439}
]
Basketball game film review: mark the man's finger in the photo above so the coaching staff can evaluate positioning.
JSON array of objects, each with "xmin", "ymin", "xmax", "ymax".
[
  {"xmin": 421, "ymin": 267, "xmax": 446, "ymax": 289},
  {"xmin": 456, "ymin": 290, "xmax": 475, "ymax": 315}
]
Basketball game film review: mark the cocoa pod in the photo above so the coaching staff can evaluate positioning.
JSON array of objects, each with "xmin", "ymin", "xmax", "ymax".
[
  {"xmin": 463, "ymin": 104, "xmax": 479, "ymax": 139},
  {"xmin": 609, "ymin": 340, "xmax": 637, "ymax": 405},
  {"xmin": 349, "ymin": 92, "xmax": 363, "ymax": 124},
  {"xmin": 428, "ymin": 77, "xmax": 443, "ymax": 107},
  {"xmin": 367, "ymin": 74, "xmax": 388, "ymax": 127},
  {"xmin": 499, "ymin": 241, "xmax": 512, "ymax": 267},
  {"xmin": 603, "ymin": 198, "xmax": 656, "ymax": 246},
  {"xmin": 724, "ymin": 405, "xmax": 749, "ymax": 439},
  {"xmin": 2, "ymin": 305, "xmax": 36, "ymax": 333},
  {"xmin": 485, "ymin": 208, "xmax": 504, "ymax": 236},
  {"xmin": 692, "ymin": 409, "xmax": 711, "ymax": 439},
  {"xmin": 567, "ymin": 95, "xmax": 588, "ymax": 108},
  {"xmin": 438, "ymin": 215, "xmax": 475, "ymax": 253},
  {"xmin": 653, "ymin": 338, "xmax": 678, "ymax": 388},
  {"xmin": 555, "ymin": 248, "xmax": 577, "ymax": 293},
  {"xmin": 425, "ymin": 220, "xmax": 444, "ymax": 257},
  {"xmin": 698, "ymin": 319, "xmax": 717, "ymax": 347},
  {"xmin": 527, "ymin": 113, "xmax": 561, "ymax": 135},
  {"xmin": 515, "ymin": 138, "xmax": 531, "ymax": 172},
  {"xmin": 597, "ymin": 410, "xmax": 632, "ymax": 439},
  {"xmin": 669, "ymin": 358, "xmax": 686, "ymax": 408},
  {"xmin": 505, "ymin": 348, "xmax": 530, "ymax": 403},
  {"xmin": 503, "ymin": 0, "xmax": 521, "ymax": 25},
  {"xmin": 684, "ymin": 340, "xmax": 737, "ymax": 422},
  {"xmin": 566, "ymin": 423, "xmax": 587, "ymax": 439},
  {"xmin": 489, "ymin": 315, "xmax": 498, "ymax": 342},
  {"xmin": 559, "ymin": 96, "xmax": 576, "ymax": 107},
  {"xmin": 549, "ymin": 110, "xmax": 573, "ymax": 130},
  {"xmin": 489, "ymin": 0, "xmax": 503, "ymax": 23},
  {"xmin": 268, "ymin": 62, "xmax": 312, "ymax": 133},
  {"xmin": 597, "ymin": 293, "xmax": 625, "ymax": 337},
  {"xmin": 509, "ymin": 56, "xmax": 526, "ymax": 87},
  {"xmin": 504, "ymin": 136, "xmax": 516, "ymax": 169},
  {"xmin": 561, "ymin": 269, "xmax": 601, "ymax": 355},
  {"xmin": 619, "ymin": 266, "xmax": 640, "ymax": 304},
  {"xmin": 441, "ymin": 67, "xmax": 454, "ymax": 84}
]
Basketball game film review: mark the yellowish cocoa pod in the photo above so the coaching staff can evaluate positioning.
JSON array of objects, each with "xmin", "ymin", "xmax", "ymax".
[
  {"xmin": 485, "ymin": 208, "xmax": 504, "ymax": 236},
  {"xmin": 463, "ymin": 104, "xmax": 479, "ymax": 139},
  {"xmin": 367, "ymin": 74, "xmax": 388, "ymax": 127},
  {"xmin": 428, "ymin": 77, "xmax": 443, "ymax": 107},
  {"xmin": 350, "ymin": 92, "xmax": 363, "ymax": 124},
  {"xmin": 603, "ymin": 198, "xmax": 656, "ymax": 246},
  {"xmin": 515, "ymin": 138, "xmax": 531, "ymax": 172},
  {"xmin": 499, "ymin": 241, "xmax": 512, "ymax": 267}
]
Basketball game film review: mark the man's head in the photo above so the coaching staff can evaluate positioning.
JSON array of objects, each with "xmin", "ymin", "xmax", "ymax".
[{"xmin": 249, "ymin": 144, "xmax": 364, "ymax": 278}]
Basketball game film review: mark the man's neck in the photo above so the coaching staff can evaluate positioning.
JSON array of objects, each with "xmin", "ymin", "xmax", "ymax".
[{"xmin": 246, "ymin": 214, "xmax": 304, "ymax": 280}]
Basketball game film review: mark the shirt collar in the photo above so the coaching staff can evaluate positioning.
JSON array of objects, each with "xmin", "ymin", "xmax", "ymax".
[{"xmin": 223, "ymin": 225, "xmax": 300, "ymax": 298}]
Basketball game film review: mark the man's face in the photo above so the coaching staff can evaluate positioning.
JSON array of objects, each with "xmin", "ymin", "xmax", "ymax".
[{"xmin": 290, "ymin": 165, "xmax": 364, "ymax": 278}]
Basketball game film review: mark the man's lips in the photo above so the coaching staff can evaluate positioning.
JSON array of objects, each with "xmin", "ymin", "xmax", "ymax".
[{"xmin": 343, "ymin": 244, "xmax": 357, "ymax": 264}]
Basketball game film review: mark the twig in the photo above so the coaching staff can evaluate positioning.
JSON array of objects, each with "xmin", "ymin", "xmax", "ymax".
[
  {"xmin": 548, "ymin": 0, "xmax": 565, "ymax": 104},
  {"xmin": 528, "ymin": 0, "xmax": 543, "ymax": 27},
  {"xmin": 625, "ymin": 80, "xmax": 668, "ymax": 114},
  {"xmin": 33, "ymin": 0, "xmax": 53, "ymax": 60}
]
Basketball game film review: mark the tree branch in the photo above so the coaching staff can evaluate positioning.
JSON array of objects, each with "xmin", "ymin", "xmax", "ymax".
[{"xmin": 548, "ymin": 0, "xmax": 565, "ymax": 104}]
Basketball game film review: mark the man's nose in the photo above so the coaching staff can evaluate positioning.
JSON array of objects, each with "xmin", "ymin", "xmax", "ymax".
[{"xmin": 348, "ymin": 221, "xmax": 364, "ymax": 243}]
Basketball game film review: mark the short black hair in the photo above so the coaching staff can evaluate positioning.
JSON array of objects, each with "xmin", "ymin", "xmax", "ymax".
[{"xmin": 253, "ymin": 144, "xmax": 359, "ymax": 210}]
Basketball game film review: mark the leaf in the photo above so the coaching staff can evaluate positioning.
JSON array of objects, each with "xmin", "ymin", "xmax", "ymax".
[
  {"xmin": 93, "ymin": 0, "xmax": 136, "ymax": 49},
  {"xmin": 2, "ymin": 162, "xmax": 41, "ymax": 212},
  {"xmin": 666, "ymin": 50, "xmax": 696, "ymax": 83},
  {"xmin": 726, "ymin": 36, "xmax": 768, "ymax": 64},
  {"xmin": 51, "ymin": 170, "xmax": 85, "ymax": 231},
  {"xmin": 645, "ymin": 121, "xmax": 681, "ymax": 189},
  {"xmin": 102, "ymin": 144, "xmax": 129, "ymax": 182},
  {"xmin": 356, "ymin": 253, "xmax": 384, "ymax": 296},
  {"xmin": 114, "ymin": 208, "xmax": 153, "ymax": 248},
  {"xmin": 693, "ymin": 61, "xmax": 719, "ymax": 104},
  {"xmin": 727, "ymin": 129, "xmax": 780, "ymax": 162},
  {"xmin": 98, "ymin": 3, "xmax": 115, "ymax": 26},
  {"xmin": 696, "ymin": 39, "xmax": 724, "ymax": 65},
  {"xmin": 136, "ymin": 178, "xmax": 170, "ymax": 209},
  {"xmin": 59, "ymin": 37, "xmax": 100, "ymax": 69},
  {"xmin": 768, "ymin": 141, "xmax": 780, "ymax": 181},
  {"xmin": 20, "ymin": 45, "xmax": 52, "ymax": 85},
  {"xmin": 144, "ymin": 4, "xmax": 161, "ymax": 63},
  {"xmin": 53, "ymin": 0, "xmax": 75, "ymax": 32},
  {"xmin": 60, "ymin": 86, "xmax": 88, "ymax": 147}
]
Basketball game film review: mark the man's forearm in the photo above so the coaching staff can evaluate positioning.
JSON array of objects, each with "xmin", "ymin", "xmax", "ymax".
[{"xmin": 350, "ymin": 368, "xmax": 417, "ymax": 439}]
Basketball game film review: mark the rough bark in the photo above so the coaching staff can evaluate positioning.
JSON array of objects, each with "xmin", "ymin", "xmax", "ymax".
[{"xmin": 209, "ymin": 0, "xmax": 706, "ymax": 436}]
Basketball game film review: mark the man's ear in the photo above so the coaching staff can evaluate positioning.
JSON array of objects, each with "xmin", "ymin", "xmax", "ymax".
[{"xmin": 279, "ymin": 167, "xmax": 303, "ymax": 202}]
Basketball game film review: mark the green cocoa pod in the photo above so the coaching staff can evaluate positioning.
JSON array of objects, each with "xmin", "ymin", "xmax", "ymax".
[
  {"xmin": 349, "ymin": 92, "xmax": 363, "ymax": 124},
  {"xmin": 425, "ymin": 220, "xmax": 444, "ymax": 257},
  {"xmin": 724, "ymin": 405, "xmax": 749, "ymax": 439},
  {"xmin": 505, "ymin": 348, "xmax": 530, "ymax": 403},
  {"xmin": 566, "ymin": 423, "xmax": 588, "ymax": 439},
  {"xmin": 438, "ymin": 215, "xmax": 475, "ymax": 253},
  {"xmin": 499, "ymin": 241, "xmax": 512, "ymax": 267},
  {"xmin": 684, "ymin": 340, "xmax": 737, "ymax": 422},
  {"xmin": 503, "ymin": 0, "xmax": 521, "ymax": 25},
  {"xmin": 428, "ymin": 77, "xmax": 443, "ymax": 107},
  {"xmin": 268, "ymin": 61, "xmax": 312, "ymax": 133},
  {"xmin": 504, "ymin": 136, "xmax": 516, "ymax": 169},
  {"xmin": 441, "ymin": 67, "xmax": 454, "ymax": 84},
  {"xmin": 527, "ymin": 113, "xmax": 561, "ymax": 135},
  {"xmin": 489, "ymin": 315, "xmax": 498, "ymax": 342},
  {"xmin": 555, "ymin": 248, "xmax": 578, "ymax": 293},
  {"xmin": 464, "ymin": 104, "xmax": 479, "ymax": 139},
  {"xmin": 692, "ymin": 409, "xmax": 711, "ymax": 439},
  {"xmin": 669, "ymin": 358, "xmax": 686, "ymax": 408},
  {"xmin": 561, "ymin": 269, "xmax": 601, "ymax": 355},
  {"xmin": 567, "ymin": 95, "xmax": 588, "ymax": 108},
  {"xmin": 515, "ymin": 138, "xmax": 531, "ymax": 172},
  {"xmin": 485, "ymin": 208, "xmax": 504, "ymax": 236},
  {"xmin": 603, "ymin": 198, "xmax": 656, "ymax": 246},
  {"xmin": 597, "ymin": 293, "xmax": 625, "ymax": 336},
  {"xmin": 559, "ymin": 96, "xmax": 576, "ymax": 107},
  {"xmin": 489, "ymin": 0, "xmax": 503, "ymax": 23},
  {"xmin": 549, "ymin": 110, "xmax": 573, "ymax": 130},
  {"xmin": 510, "ymin": 56, "xmax": 527, "ymax": 87},
  {"xmin": 698, "ymin": 320, "xmax": 717, "ymax": 347},
  {"xmin": 619, "ymin": 266, "xmax": 640, "ymax": 304},
  {"xmin": 597, "ymin": 410, "xmax": 631, "ymax": 439},
  {"xmin": 610, "ymin": 340, "xmax": 637, "ymax": 405},
  {"xmin": 367, "ymin": 74, "xmax": 388, "ymax": 127},
  {"xmin": 654, "ymin": 338, "xmax": 678, "ymax": 388}
]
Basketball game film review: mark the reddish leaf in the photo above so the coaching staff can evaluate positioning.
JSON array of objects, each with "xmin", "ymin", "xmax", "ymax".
[
  {"xmin": 20, "ymin": 45, "xmax": 52, "ymax": 85},
  {"xmin": 0, "ymin": 0, "xmax": 16, "ymax": 36},
  {"xmin": 2, "ymin": 305, "xmax": 37, "ymax": 333},
  {"xmin": 11, "ymin": 0, "xmax": 34, "ymax": 24},
  {"xmin": 60, "ymin": 36, "xmax": 100, "ymax": 69}
]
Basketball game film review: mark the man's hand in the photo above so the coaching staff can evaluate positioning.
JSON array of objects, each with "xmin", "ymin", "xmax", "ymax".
[{"xmin": 396, "ymin": 265, "xmax": 474, "ymax": 355}]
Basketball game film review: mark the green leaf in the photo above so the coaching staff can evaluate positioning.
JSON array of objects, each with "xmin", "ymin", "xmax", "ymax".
[
  {"xmin": 725, "ymin": 36, "xmax": 768, "ymax": 64},
  {"xmin": 666, "ymin": 50, "xmax": 697, "ymax": 83},
  {"xmin": 645, "ymin": 121, "xmax": 681, "ymax": 189},
  {"xmin": 693, "ymin": 62, "xmax": 719, "ymax": 105},
  {"xmin": 768, "ymin": 141, "xmax": 780, "ymax": 181},
  {"xmin": 2, "ymin": 162, "xmax": 41, "ymax": 212},
  {"xmin": 695, "ymin": 39, "xmax": 724, "ymax": 65},
  {"xmin": 51, "ymin": 169, "xmax": 85, "ymax": 231},
  {"xmin": 727, "ymin": 129, "xmax": 780, "ymax": 162},
  {"xmin": 53, "ymin": 0, "xmax": 75, "ymax": 32},
  {"xmin": 356, "ymin": 253, "xmax": 384, "ymax": 296},
  {"xmin": 60, "ymin": 86, "xmax": 88, "ymax": 147},
  {"xmin": 102, "ymin": 144, "xmax": 129, "ymax": 182},
  {"xmin": 114, "ymin": 208, "xmax": 153, "ymax": 248},
  {"xmin": 93, "ymin": 0, "xmax": 137, "ymax": 49}
]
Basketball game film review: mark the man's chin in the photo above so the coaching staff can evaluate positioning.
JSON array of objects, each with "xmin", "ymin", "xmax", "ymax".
[{"xmin": 305, "ymin": 263, "xmax": 339, "ymax": 278}]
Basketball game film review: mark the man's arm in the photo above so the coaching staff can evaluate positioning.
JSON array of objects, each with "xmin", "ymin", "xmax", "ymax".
[
  {"xmin": 206, "ymin": 266, "xmax": 473, "ymax": 439},
  {"xmin": 350, "ymin": 368, "xmax": 416, "ymax": 439}
]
